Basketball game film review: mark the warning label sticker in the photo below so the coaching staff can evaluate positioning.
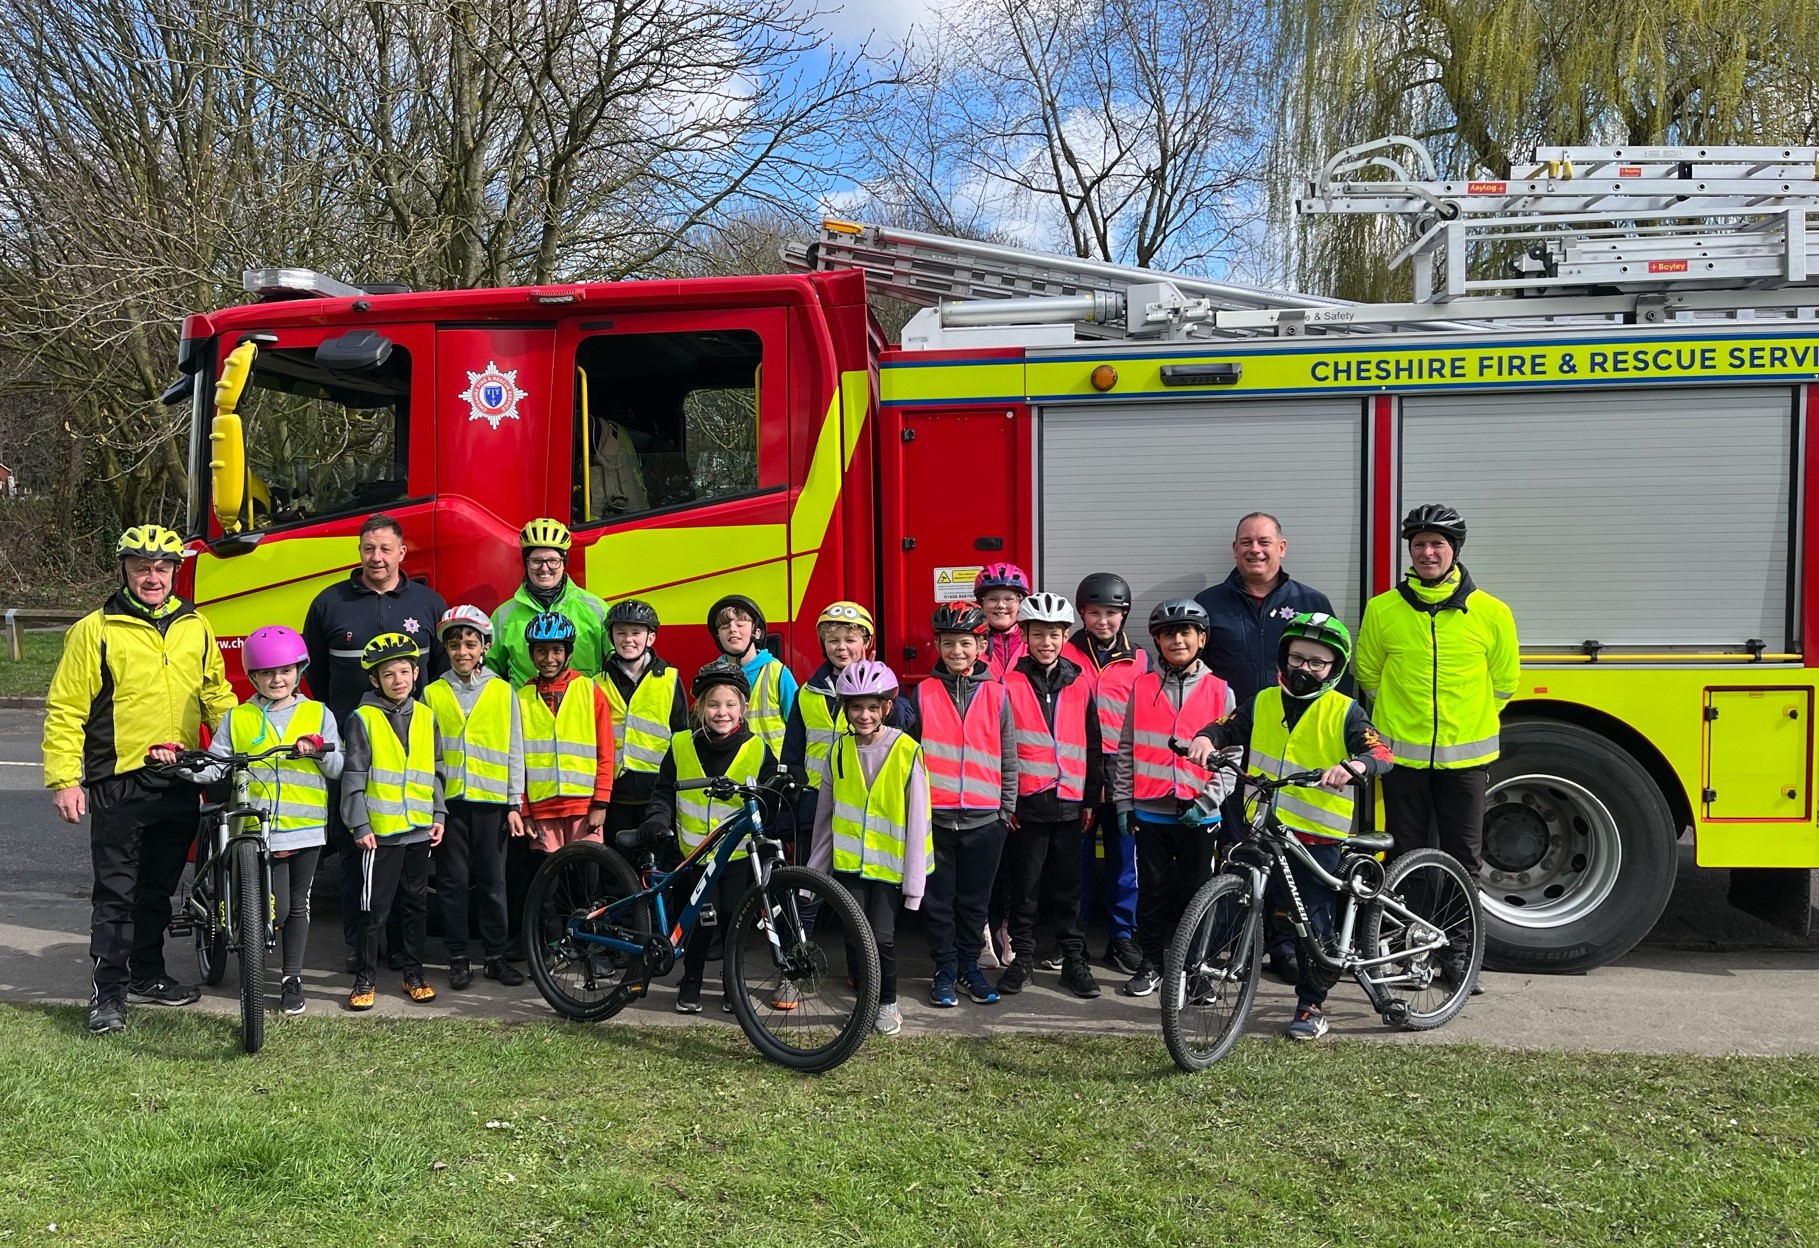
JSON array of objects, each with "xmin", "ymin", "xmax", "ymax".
[{"xmin": 933, "ymin": 565, "xmax": 983, "ymax": 603}]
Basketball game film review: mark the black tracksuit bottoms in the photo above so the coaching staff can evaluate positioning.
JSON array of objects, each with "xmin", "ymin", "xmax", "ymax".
[
  {"xmin": 925, "ymin": 820, "xmax": 1008, "ymax": 971},
  {"xmin": 1133, "ymin": 818, "xmax": 1215, "ymax": 970},
  {"xmin": 355, "ymin": 839, "xmax": 430, "ymax": 983},
  {"xmin": 1382, "ymin": 766, "xmax": 1489, "ymax": 876},
  {"xmin": 841, "ymin": 875, "xmax": 903, "ymax": 1005},
  {"xmin": 439, "ymin": 800, "xmax": 512, "ymax": 963},
  {"xmin": 1004, "ymin": 818, "xmax": 1085, "ymax": 964},
  {"xmin": 87, "ymin": 777, "xmax": 197, "ymax": 1000}
]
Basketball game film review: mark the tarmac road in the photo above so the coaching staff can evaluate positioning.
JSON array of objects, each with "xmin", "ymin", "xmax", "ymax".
[{"xmin": 4, "ymin": 709, "xmax": 1816, "ymax": 1055}]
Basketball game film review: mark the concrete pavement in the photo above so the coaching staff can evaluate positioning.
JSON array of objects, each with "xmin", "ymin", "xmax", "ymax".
[{"xmin": 5, "ymin": 709, "xmax": 1816, "ymax": 1055}]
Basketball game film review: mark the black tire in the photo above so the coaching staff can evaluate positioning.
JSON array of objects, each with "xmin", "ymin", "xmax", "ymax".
[
  {"xmin": 1160, "ymin": 874, "xmax": 1261, "ymax": 1072},
  {"xmin": 194, "ymin": 827, "xmax": 227, "ymax": 988},
  {"xmin": 524, "ymin": 842, "xmax": 649, "ymax": 1022},
  {"xmin": 725, "ymin": 866, "xmax": 879, "ymax": 1073},
  {"xmin": 1482, "ymin": 720, "xmax": 1677, "ymax": 973},
  {"xmin": 234, "ymin": 839, "xmax": 265, "ymax": 1055},
  {"xmin": 1363, "ymin": 847, "xmax": 1483, "ymax": 1031}
]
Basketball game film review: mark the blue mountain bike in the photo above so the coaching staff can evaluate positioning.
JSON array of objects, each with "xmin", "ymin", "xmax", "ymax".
[{"xmin": 523, "ymin": 772, "xmax": 881, "ymax": 1072}]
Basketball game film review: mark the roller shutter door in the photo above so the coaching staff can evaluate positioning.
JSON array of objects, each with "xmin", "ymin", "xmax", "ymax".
[
  {"xmin": 1400, "ymin": 387, "xmax": 1795, "ymax": 649},
  {"xmin": 1039, "ymin": 400, "xmax": 1364, "ymax": 631}
]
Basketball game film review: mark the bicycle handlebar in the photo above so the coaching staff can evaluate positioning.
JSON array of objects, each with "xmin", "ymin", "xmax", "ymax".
[
  {"xmin": 1167, "ymin": 737, "xmax": 1359, "ymax": 790},
  {"xmin": 675, "ymin": 772, "xmax": 802, "ymax": 800},
  {"xmin": 144, "ymin": 742, "xmax": 337, "ymax": 773}
]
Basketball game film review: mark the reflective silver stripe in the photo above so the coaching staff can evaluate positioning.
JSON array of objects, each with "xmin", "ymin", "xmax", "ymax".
[
  {"xmin": 1013, "ymin": 730, "xmax": 1054, "ymax": 749},
  {"xmin": 1276, "ymin": 791, "xmax": 1353, "ymax": 836},
  {"xmin": 1133, "ymin": 728, "xmax": 1175, "ymax": 750},
  {"xmin": 1379, "ymin": 734, "xmax": 1499, "ymax": 765},
  {"xmin": 625, "ymin": 713, "xmax": 669, "ymax": 738},
  {"xmin": 366, "ymin": 795, "xmax": 408, "ymax": 816},
  {"xmin": 922, "ymin": 740, "xmax": 963, "ymax": 761},
  {"xmin": 1494, "ymin": 690, "xmax": 1514, "ymax": 701},
  {"xmin": 832, "ymin": 829, "xmax": 865, "ymax": 859},
  {"xmin": 329, "ymin": 648, "xmax": 366, "ymax": 658},
  {"xmin": 460, "ymin": 742, "xmax": 515, "ymax": 767},
  {"xmin": 621, "ymin": 741, "xmax": 668, "ymax": 766},
  {"xmin": 1247, "ymin": 748, "xmax": 1290, "ymax": 776},
  {"xmin": 1056, "ymin": 742, "xmax": 1089, "ymax": 763},
  {"xmin": 833, "ymin": 799, "xmax": 872, "ymax": 825}
]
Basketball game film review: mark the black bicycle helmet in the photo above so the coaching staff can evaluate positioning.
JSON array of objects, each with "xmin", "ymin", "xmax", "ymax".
[
  {"xmin": 1074, "ymin": 572, "xmax": 1133, "ymax": 611},
  {"xmin": 1148, "ymin": 598, "xmax": 1210, "ymax": 635},
  {"xmin": 606, "ymin": 598, "xmax": 660, "ymax": 630},
  {"xmin": 1400, "ymin": 503, "xmax": 1467, "ymax": 553},
  {"xmin": 931, "ymin": 601, "xmax": 988, "ymax": 635},
  {"xmin": 707, "ymin": 593, "xmax": 766, "ymax": 641},
  {"xmin": 692, "ymin": 655, "xmax": 751, "ymax": 700}
]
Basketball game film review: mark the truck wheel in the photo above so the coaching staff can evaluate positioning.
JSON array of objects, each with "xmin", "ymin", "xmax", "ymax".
[{"xmin": 1480, "ymin": 720, "xmax": 1677, "ymax": 973}]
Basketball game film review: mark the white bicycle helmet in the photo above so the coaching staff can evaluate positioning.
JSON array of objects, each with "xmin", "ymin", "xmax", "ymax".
[{"xmin": 1016, "ymin": 591, "xmax": 1076, "ymax": 628}]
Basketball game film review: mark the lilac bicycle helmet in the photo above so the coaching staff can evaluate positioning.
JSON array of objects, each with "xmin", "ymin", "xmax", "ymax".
[
  {"xmin": 973, "ymin": 562, "xmax": 1031, "ymax": 598},
  {"xmin": 834, "ymin": 659, "xmax": 900, "ymax": 700},
  {"xmin": 243, "ymin": 625, "xmax": 309, "ymax": 673}
]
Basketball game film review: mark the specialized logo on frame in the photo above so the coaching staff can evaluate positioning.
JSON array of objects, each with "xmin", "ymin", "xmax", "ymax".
[{"xmin": 460, "ymin": 361, "xmax": 526, "ymax": 429}]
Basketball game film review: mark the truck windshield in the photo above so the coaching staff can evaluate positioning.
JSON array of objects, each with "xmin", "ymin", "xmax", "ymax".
[{"xmin": 230, "ymin": 344, "xmax": 412, "ymax": 529}]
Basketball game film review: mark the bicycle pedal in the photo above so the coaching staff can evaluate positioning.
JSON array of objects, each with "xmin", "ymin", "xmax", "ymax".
[
  {"xmin": 698, "ymin": 904, "xmax": 717, "ymax": 927},
  {"xmin": 166, "ymin": 917, "xmax": 195, "ymax": 937}
]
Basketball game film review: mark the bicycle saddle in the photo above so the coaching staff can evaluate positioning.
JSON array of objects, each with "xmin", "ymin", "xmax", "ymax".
[{"xmin": 1344, "ymin": 832, "xmax": 1395, "ymax": 855}]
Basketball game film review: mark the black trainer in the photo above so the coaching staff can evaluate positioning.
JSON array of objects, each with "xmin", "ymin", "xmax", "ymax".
[
  {"xmin": 280, "ymin": 977, "xmax": 306, "ymax": 1016},
  {"xmin": 1105, "ymin": 936, "xmax": 1144, "ymax": 976},
  {"xmin": 995, "ymin": 962, "xmax": 1030, "ymax": 996},
  {"xmin": 126, "ymin": 977, "xmax": 200, "ymax": 1007},
  {"xmin": 448, "ymin": 958, "xmax": 473, "ymax": 990},
  {"xmin": 1058, "ymin": 958, "xmax": 1102, "ymax": 999},
  {"xmin": 1120, "ymin": 964, "xmax": 1160, "ymax": 997},
  {"xmin": 483, "ymin": 958, "xmax": 525, "ymax": 987},
  {"xmin": 676, "ymin": 977, "xmax": 703, "ymax": 1013},
  {"xmin": 88, "ymin": 996, "xmax": 126, "ymax": 1034}
]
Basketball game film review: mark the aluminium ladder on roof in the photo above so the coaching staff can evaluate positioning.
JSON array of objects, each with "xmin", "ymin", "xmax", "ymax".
[{"xmin": 1298, "ymin": 135, "xmax": 1819, "ymax": 307}]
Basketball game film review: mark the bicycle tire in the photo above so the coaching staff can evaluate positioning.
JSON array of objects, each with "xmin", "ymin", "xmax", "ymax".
[
  {"xmin": 234, "ymin": 839, "xmax": 265, "ymax": 1055},
  {"xmin": 725, "ymin": 866, "xmax": 879, "ymax": 1073},
  {"xmin": 524, "ymin": 841, "xmax": 650, "ymax": 1022},
  {"xmin": 194, "ymin": 827, "xmax": 227, "ymax": 988},
  {"xmin": 1362, "ymin": 847, "xmax": 1484, "ymax": 1031},
  {"xmin": 1161, "ymin": 873, "xmax": 1261, "ymax": 1072}
]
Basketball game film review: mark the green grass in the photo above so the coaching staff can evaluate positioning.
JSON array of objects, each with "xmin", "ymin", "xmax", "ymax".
[
  {"xmin": 0, "ymin": 629, "xmax": 64, "ymax": 697},
  {"xmin": 1, "ymin": 1007, "xmax": 1815, "ymax": 1246}
]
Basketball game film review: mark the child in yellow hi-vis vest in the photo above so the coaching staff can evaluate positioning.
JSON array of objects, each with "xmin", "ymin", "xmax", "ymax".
[
  {"xmin": 339, "ymin": 631, "xmax": 445, "ymax": 1011},
  {"xmin": 638, "ymin": 657, "xmax": 777, "ymax": 1015},
  {"xmin": 807, "ymin": 660, "xmax": 931, "ymax": 1038},
  {"xmin": 516, "ymin": 611, "xmax": 614, "ymax": 854}
]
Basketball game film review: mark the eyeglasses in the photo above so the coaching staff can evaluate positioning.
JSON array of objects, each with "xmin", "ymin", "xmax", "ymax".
[
  {"xmin": 527, "ymin": 556, "xmax": 564, "ymax": 570},
  {"xmin": 1285, "ymin": 653, "xmax": 1333, "ymax": 672}
]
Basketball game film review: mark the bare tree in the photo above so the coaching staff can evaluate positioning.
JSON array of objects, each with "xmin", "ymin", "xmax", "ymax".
[{"xmin": 860, "ymin": 0, "xmax": 1271, "ymax": 272}]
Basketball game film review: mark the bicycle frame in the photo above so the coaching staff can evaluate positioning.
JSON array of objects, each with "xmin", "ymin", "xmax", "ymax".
[{"xmin": 187, "ymin": 765, "xmax": 279, "ymax": 956}]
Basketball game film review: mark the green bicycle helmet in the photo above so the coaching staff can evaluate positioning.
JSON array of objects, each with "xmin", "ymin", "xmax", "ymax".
[
  {"xmin": 116, "ymin": 524, "xmax": 185, "ymax": 562},
  {"xmin": 361, "ymin": 631, "xmax": 421, "ymax": 670},
  {"xmin": 1276, "ymin": 611, "xmax": 1352, "ymax": 699}
]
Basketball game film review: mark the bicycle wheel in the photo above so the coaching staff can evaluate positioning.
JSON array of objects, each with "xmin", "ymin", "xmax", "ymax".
[
  {"xmin": 725, "ymin": 866, "xmax": 879, "ymax": 1073},
  {"xmin": 1161, "ymin": 874, "xmax": 1261, "ymax": 1072},
  {"xmin": 194, "ymin": 827, "xmax": 227, "ymax": 988},
  {"xmin": 1362, "ymin": 847, "xmax": 1484, "ymax": 1030},
  {"xmin": 524, "ymin": 842, "xmax": 650, "ymax": 1022},
  {"xmin": 233, "ymin": 839, "xmax": 265, "ymax": 1055}
]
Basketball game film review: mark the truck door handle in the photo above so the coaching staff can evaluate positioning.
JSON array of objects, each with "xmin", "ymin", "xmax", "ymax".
[{"xmin": 974, "ymin": 536, "xmax": 1004, "ymax": 551}]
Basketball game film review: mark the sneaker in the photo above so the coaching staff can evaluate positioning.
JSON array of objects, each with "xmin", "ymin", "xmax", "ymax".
[
  {"xmin": 387, "ymin": 949, "xmax": 407, "ymax": 972},
  {"xmin": 1120, "ymin": 964, "xmax": 1160, "ymax": 997},
  {"xmin": 874, "ymin": 1001, "xmax": 903, "ymax": 1036},
  {"xmin": 929, "ymin": 966, "xmax": 958, "ymax": 1008},
  {"xmin": 676, "ymin": 978, "xmax": 703, "ymax": 1013},
  {"xmin": 995, "ymin": 963, "xmax": 1029, "ymax": 996},
  {"xmin": 991, "ymin": 922, "xmax": 1016, "ymax": 967},
  {"xmin": 1105, "ymin": 936, "xmax": 1144, "ymax": 976},
  {"xmin": 346, "ymin": 982, "xmax": 376, "ymax": 1011},
  {"xmin": 448, "ymin": 958, "xmax": 473, "ymax": 990},
  {"xmin": 585, "ymin": 952, "xmax": 614, "ymax": 987},
  {"xmin": 87, "ymin": 996, "xmax": 126, "ymax": 1034},
  {"xmin": 402, "ymin": 973, "xmax": 437, "ymax": 1003},
  {"xmin": 768, "ymin": 983, "xmax": 800, "ymax": 1011},
  {"xmin": 1286, "ymin": 1004, "xmax": 1329, "ymax": 1041},
  {"xmin": 483, "ymin": 958, "xmax": 525, "ymax": 987},
  {"xmin": 280, "ymin": 977, "xmax": 305, "ymax": 1016},
  {"xmin": 1058, "ymin": 958, "xmax": 1102, "ymax": 999},
  {"xmin": 1183, "ymin": 971, "xmax": 1216, "ymax": 1006},
  {"xmin": 977, "ymin": 925, "xmax": 1001, "ymax": 970},
  {"xmin": 126, "ymin": 977, "xmax": 200, "ymax": 1007},
  {"xmin": 959, "ymin": 965, "xmax": 999, "ymax": 1005},
  {"xmin": 1037, "ymin": 952, "xmax": 1063, "ymax": 972}
]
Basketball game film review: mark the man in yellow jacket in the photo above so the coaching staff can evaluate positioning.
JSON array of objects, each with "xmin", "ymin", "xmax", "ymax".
[
  {"xmin": 43, "ymin": 525, "xmax": 237, "ymax": 1034},
  {"xmin": 1356, "ymin": 504, "xmax": 1519, "ymax": 890}
]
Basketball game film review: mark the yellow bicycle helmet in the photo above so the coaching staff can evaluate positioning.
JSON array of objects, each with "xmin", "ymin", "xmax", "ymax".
[
  {"xmin": 115, "ymin": 524, "xmax": 185, "ymax": 561},
  {"xmin": 361, "ymin": 631, "xmax": 421, "ymax": 670},
  {"xmin": 816, "ymin": 600, "xmax": 875, "ymax": 637},
  {"xmin": 518, "ymin": 517, "xmax": 572, "ymax": 554}
]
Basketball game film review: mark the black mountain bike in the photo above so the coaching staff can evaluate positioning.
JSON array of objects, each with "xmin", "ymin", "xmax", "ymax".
[
  {"xmin": 523, "ymin": 772, "xmax": 881, "ymax": 1073},
  {"xmin": 1161, "ymin": 748, "xmax": 1484, "ymax": 1072},
  {"xmin": 153, "ymin": 742, "xmax": 333, "ymax": 1054}
]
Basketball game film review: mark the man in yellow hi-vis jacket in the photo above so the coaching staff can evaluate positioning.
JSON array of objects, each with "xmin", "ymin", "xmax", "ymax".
[
  {"xmin": 1356, "ymin": 504, "xmax": 1519, "ymax": 885},
  {"xmin": 43, "ymin": 525, "xmax": 237, "ymax": 1035}
]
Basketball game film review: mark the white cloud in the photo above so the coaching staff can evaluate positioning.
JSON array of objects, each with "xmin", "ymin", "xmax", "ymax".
[{"xmin": 811, "ymin": 0, "xmax": 941, "ymax": 43}]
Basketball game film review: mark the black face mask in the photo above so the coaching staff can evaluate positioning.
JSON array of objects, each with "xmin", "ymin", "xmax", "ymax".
[{"xmin": 1283, "ymin": 668, "xmax": 1325, "ymax": 699}]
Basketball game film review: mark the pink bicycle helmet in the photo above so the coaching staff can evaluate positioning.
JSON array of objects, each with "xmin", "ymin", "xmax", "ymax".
[
  {"xmin": 835, "ymin": 659, "xmax": 900, "ymax": 699},
  {"xmin": 974, "ymin": 562, "xmax": 1031, "ymax": 597},
  {"xmin": 243, "ymin": 625, "xmax": 309, "ymax": 673}
]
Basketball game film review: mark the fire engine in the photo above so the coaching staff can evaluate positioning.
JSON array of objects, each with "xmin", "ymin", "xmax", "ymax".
[{"xmin": 170, "ymin": 136, "xmax": 1819, "ymax": 974}]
